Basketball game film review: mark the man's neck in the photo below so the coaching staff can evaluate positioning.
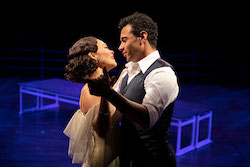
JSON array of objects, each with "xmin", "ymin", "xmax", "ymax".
[
  {"xmin": 144, "ymin": 48, "xmax": 156, "ymax": 58},
  {"xmin": 135, "ymin": 48, "xmax": 156, "ymax": 63}
]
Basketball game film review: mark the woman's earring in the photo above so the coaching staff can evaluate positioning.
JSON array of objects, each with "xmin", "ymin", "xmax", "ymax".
[{"xmin": 95, "ymin": 59, "xmax": 99, "ymax": 65}]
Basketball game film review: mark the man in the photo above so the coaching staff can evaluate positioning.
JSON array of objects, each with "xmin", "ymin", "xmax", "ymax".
[{"xmin": 87, "ymin": 12, "xmax": 179, "ymax": 167}]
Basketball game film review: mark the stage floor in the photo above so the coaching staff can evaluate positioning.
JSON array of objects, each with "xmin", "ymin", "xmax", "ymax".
[{"xmin": 0, "ymin": 77, "xmax": 249, "ymax": 167}]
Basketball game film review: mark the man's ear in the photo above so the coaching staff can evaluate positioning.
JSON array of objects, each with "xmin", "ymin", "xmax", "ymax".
[
  {"xmin": 88, "ymin": 52, "xmax": 97, "ymax": 60},
  {"xmin": 140, "ymin": 31, "xmax": 148, "ymax": 42}
]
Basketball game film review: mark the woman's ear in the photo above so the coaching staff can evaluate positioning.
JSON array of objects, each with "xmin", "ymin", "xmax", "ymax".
[{"xmin": 88, "ymin": 52, "xmax": 97, "ymax": 60}]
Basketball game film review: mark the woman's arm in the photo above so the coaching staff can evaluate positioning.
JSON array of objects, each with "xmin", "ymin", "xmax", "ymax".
[
  {"xmin": 93, "ymin": 96, "xmax": 110, "ymax": 138},
  {"xmin": 80, "ymin": 85, "xmax": 110, "ymax": 138},
  {"xmin": 88, "ymin": 67, "xmax": 123, "ymax": 138}
]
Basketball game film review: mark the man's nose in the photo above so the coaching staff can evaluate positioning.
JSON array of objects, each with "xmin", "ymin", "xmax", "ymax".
[{"xmin": 118, "ymin": 43, "xmax": 123, "ymax": 52}]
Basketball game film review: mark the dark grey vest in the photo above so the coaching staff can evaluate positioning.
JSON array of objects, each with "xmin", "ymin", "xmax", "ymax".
[{"xmin": 120, "ymin": 58, "xmax": 176, "ymax": 164}]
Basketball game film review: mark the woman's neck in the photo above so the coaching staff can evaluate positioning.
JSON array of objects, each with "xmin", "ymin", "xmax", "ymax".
[{"xmin": 89, "ymin": 67, "xmax": 103, "ymax": 79}]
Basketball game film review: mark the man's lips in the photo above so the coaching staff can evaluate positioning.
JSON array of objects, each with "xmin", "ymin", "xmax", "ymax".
[{"xmin": 123, "ymin": 52, "xmax": 127, "ymax": 57}]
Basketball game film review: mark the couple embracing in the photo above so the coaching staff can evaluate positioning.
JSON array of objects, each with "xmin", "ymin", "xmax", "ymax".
[{"xmin": 64, "ymin": 12, "xmax": 179, "ymax": 167}]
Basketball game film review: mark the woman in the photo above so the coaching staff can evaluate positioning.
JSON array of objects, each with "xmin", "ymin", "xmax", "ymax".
[{"xmin": 63, "ymin": 36, "xmax": 125, "ymax": 167}]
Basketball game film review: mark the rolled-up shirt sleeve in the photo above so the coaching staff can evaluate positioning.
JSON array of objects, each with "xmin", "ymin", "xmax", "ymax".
[{"xmin": 142, "ymin": 67, "xmax": 179, "ymax": 128}]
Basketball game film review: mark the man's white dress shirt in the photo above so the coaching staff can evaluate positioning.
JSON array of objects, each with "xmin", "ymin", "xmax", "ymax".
[{"xmin": 117, "ymin": 51, "xmax": 179, "ymax": 128}]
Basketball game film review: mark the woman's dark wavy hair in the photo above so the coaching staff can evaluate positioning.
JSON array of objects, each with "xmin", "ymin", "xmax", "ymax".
[
  {"xmin": 64, "ymin": 36, "xmax": 98, "ymax": 83},
  {"xmin": 118, "ymin": 12, "xmax": 158, "ymax": 48}
]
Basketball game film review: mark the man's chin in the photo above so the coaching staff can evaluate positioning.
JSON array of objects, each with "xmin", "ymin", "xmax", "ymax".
[{"xmin": 126, "ymin": 57, "xmax": 131, "ymax": 62}]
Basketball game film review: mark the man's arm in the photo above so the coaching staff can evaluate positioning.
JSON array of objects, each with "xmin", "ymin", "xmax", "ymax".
[
  {"xmin": 86, "ymin": 67, "xmax": 150, "ymax": 129},
  {"xmin": 106, "ymin": 88, "xmax": 150, "ymax": 129}
]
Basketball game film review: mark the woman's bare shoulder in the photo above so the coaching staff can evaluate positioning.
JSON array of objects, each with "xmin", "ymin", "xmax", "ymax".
[{"xmin": 80, "ymin": 84, "xmax": 100, "ymax": 114}]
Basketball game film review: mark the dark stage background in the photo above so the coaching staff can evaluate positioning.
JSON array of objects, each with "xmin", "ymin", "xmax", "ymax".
[{"xmin": 0, "ymin": 2, "xmax": 249, "ymax": 86}]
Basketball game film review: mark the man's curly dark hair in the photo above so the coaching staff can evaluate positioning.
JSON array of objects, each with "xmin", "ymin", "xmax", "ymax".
[
  {"xmin": 64, "ymin": 36, "xmax": 98, "ymax": 83},
  {"xmin": 118, "ymin": 12, "xmax": 158, "ymax": 48}
]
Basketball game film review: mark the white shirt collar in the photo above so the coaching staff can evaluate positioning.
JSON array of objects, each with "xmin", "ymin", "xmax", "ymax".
[
  {"xmin": 137, "ymin": 50, "xmax": 160, "ymax": 74},
  {"xmin": 125, "ymin": 50, "xmax": 160, "ymax": 74}
]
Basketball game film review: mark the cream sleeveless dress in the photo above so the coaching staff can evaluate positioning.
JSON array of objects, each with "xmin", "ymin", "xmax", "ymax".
[{"xmin": 63, "ymin": 103, "xmax": 121, "ymax": 167}]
